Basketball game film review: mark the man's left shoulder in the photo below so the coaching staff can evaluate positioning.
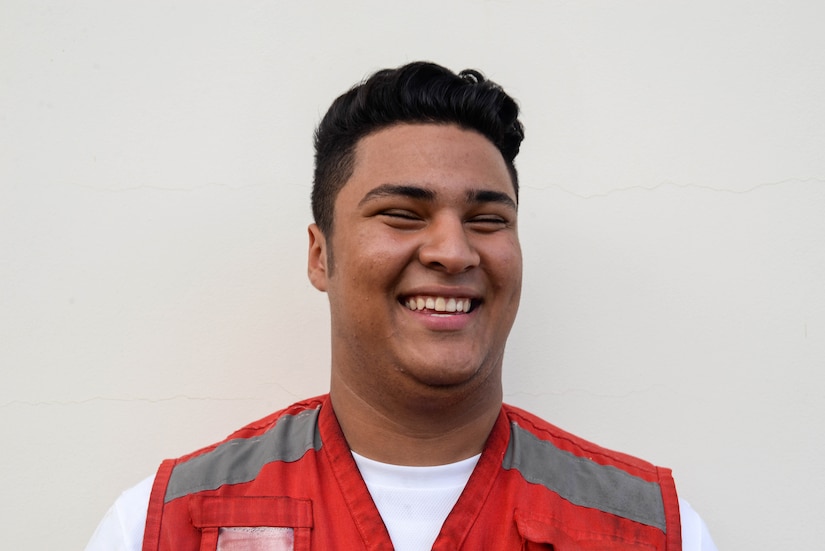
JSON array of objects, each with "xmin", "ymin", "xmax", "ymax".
[{"xmin": 501, "ymin": 403, "xmax": 666, "ymax": 475}]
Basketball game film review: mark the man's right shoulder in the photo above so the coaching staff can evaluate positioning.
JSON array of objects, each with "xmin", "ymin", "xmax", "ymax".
[{"xmin": 169, "ymin": 394, "xmax": 328, "ymax": 465}]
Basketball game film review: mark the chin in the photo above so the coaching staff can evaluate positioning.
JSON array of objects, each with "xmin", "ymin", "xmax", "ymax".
[{"xmin": 407, "ymin": 363, "xmax": 489, "ymax": 391}]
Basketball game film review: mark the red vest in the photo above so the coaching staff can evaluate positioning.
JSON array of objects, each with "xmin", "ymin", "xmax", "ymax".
[{"xmin": 143, "ymin": 395, "xmax": 681, "ymax": 550}]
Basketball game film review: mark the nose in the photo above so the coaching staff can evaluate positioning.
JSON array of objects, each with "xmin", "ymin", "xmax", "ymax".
[{"xmin": 418, "ymin": 215, "xmax": 481, "ymax": 273}]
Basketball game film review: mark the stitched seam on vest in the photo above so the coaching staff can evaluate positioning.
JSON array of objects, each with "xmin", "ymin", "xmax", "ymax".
[
  {"xmin": 164, "ymin": 407, "xmax": 322, "ymax": 503},
  {"xmin": 502, "ymin": 421, "xmax": 666, "ymax": 532}
]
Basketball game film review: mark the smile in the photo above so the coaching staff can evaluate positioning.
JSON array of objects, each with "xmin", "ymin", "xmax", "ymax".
[{"xmin": 402, "ymin": 295, "xmax": 474, "ymax": 313}]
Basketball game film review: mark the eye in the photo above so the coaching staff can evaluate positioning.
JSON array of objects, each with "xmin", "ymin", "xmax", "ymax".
[
  {"xmin": 379, "ymin": 209, "xmax": 425, "ymax": 229},
  {"xmin": 381, "ymin": 209, "xmax": 420, "ymax": 220},
  {"xmin": 466, "ymin": 214, "xmax": 510, "ymax": 232}
]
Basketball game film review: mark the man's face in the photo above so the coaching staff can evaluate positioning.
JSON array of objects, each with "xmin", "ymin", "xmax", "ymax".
[{"xmin": 308, "ymin": 123, "xmax": 522, "ymax": 405}]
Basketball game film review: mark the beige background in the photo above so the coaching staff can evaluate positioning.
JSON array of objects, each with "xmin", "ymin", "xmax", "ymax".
[{"xmin": 2, "ymin": 2, "xmax": 824, "ymax": 549}]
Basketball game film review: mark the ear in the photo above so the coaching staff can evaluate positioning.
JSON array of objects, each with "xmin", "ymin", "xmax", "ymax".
[{"xmin": 307, "ymin": 223, "xmax": 329, "ymax": 292}]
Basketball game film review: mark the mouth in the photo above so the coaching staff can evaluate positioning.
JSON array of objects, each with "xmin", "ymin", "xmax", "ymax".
[{"xmin": 401, "ymin": 295, "xmax": 477, "ymax": 314}]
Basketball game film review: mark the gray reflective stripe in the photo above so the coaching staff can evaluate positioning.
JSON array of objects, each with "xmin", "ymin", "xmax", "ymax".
[
  {"xmin": 503, "ymin": 422, "xmax": 666, "ymax": 532},
  {"xmin": 165, "ymin": 407, "xmax": 322, "ymax": 503}
]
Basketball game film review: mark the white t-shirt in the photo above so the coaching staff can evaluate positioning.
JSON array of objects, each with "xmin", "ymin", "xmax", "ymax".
[
  {"xmin": 351, "ymin": 451, "xmax": 479, "ymax": 551},
  {"xmin": 86, "ymin": 463, "xmax": 718, "ymax": 551}
]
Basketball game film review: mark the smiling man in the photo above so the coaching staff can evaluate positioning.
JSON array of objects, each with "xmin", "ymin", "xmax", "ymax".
[
  {"xmin": 309, "ymin": 123, "xmax": 523, "ymax": 471},
  {"xmin": 87, "ymin": 62, "xmax": 716, "ymax": 550}
]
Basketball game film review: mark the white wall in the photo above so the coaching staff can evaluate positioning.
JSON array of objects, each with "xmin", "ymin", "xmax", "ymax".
[{"xmin": 2, "ymin": 2, "xmax": 823, "ymax": 548}]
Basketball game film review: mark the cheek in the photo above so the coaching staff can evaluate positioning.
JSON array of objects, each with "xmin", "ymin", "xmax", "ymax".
[
  {"xmin": 327, "ymin": 232, "xmax": 415, "ymax": 313},
  {"xmin": 486, "ymin": 237, "xmax": 523, "ymax": 286},
  {"xmin": 351, "ymin": 230, "xmax": 416, "ymax": 274}
]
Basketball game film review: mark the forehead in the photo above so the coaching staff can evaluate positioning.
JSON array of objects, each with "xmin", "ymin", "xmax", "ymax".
[{"xmin": 344, "ymin": 123, "xmax": 515, "ymax": 198}]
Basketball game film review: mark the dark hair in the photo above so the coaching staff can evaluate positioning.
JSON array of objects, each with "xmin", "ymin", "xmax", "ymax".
[{"xmin": 312, "ymin": 61, "xmax": 524, "ymax": 235}]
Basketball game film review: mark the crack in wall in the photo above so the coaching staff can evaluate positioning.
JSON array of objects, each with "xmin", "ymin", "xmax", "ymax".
[
  {"xmin": 0, "ymin": 395, "xmax": 260, "ymax": 408},
  {"xmin": 523, "ymin": 176, "xmax": 825, "ymax": 199}
]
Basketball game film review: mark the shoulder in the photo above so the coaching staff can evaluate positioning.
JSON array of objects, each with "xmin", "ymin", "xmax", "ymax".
[
  {"xmin": 158, "ymin": 395, "xmax": 328, "ymax": 502},
  {"xmin": 502, "ymin": 403, "xmax": 662, "ymax": 475},
  {"xmin": 85, "ymin": 475, "xmax": 154, "ymax": 551},
  {"xmin": 500, "ymin": 403, "xmax": 678, "ymax": 540},
  {"xmin": 679, "ymin": 498, "xmax": 719, "ymax": 551},
  {"xmin": 172, "ymin": 395, "xmax": 327, "ymax": 465},
  {"xmin": 502, "ymin": 404, "xmax": 718, "ymax": 550}
]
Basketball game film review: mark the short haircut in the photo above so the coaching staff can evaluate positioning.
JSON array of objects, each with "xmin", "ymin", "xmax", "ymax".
[{"xmin": 312, "ymin": 61, "xmax": 525, "ymax": 236}]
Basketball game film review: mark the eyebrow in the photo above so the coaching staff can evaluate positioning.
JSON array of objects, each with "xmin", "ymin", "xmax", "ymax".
[
  {"xmin": 467, "ymin": 189, "xmax": 518, "ymax": 210},
  {"xmin": 358, "ymin": 183, "xmax": 517, "ymax": 210},
  {"xmin": 358, "ymin": 184, "xmax": 436, "ymax": 206}
]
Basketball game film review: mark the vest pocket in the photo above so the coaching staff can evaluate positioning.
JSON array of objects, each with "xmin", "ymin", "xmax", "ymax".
[
  {"xmin": 514, "ymin": 508, "xmax": 657, "ymax": 551},
  {"xmin": 218, "ymin": 527, "xmax": 294, "ymax": 550},
  {"xmin": 189, "ymin": 496, "xmax": 313, "ymax": 551}
]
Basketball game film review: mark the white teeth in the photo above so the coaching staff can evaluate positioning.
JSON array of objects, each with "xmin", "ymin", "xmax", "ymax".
[{"xmin": 404, "ymin": 296, "xmax": 473, "ymax": 313}]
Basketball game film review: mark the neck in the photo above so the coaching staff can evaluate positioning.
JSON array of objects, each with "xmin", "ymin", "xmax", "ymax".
[{"xmin": 329, "ymin": 371, "xmax": 502, "ymax": 466}]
